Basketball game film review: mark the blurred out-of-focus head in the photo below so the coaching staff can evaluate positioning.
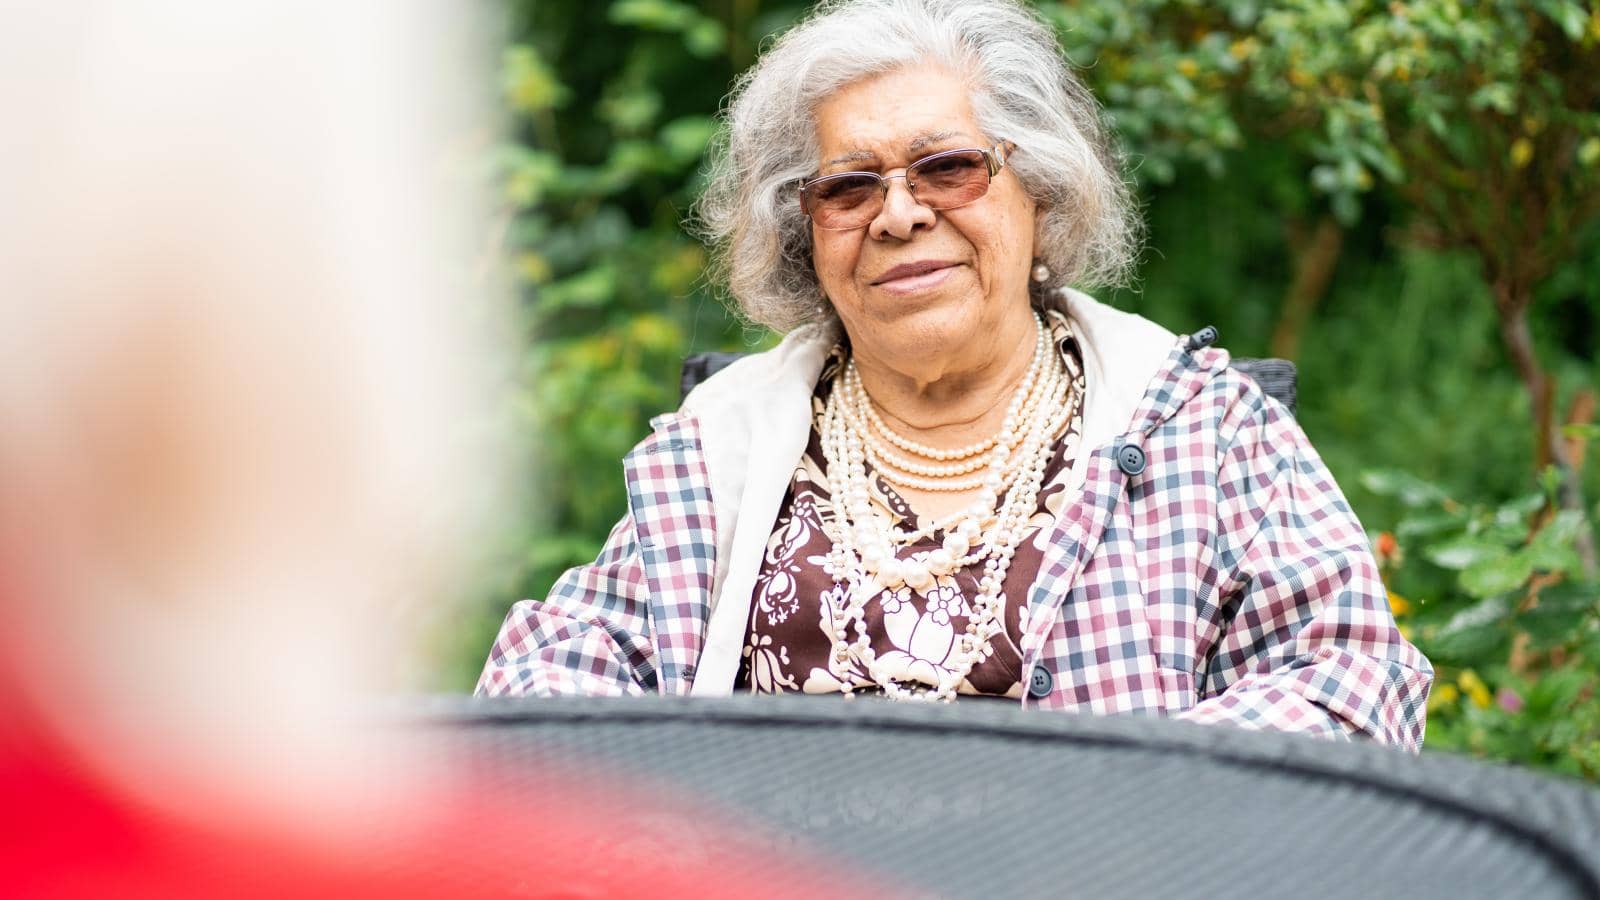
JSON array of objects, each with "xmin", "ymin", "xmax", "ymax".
[{"xmin": 0, "ymin": 0, "xmax": 511, "ymax": 829}]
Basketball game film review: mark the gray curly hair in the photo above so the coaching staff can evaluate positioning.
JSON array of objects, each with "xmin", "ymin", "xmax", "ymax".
[{"xmin": 694, "ymin": 0, "xmax": 1140, "ymax": 333}]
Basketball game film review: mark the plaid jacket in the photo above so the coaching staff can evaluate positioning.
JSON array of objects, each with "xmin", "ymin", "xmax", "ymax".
[{"xmin": 478, "ymin": 291, "xmax": 1433, "ymax": 751}]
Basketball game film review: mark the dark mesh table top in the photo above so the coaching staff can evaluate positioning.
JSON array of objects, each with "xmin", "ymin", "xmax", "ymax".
[{"xmin": 404, "ymin": 695, "xmax": 1600, "ymax": 899}]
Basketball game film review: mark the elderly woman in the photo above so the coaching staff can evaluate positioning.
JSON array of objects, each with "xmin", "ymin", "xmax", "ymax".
[{"xmin": 479, "ymin": 0, "xmax": 1432, "ymax": 749}]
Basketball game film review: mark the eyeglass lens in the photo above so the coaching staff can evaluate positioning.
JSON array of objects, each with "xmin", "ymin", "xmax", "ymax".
[{"xmin": 802, "ymin": 149, "xmax": 992, "ymax": 230}]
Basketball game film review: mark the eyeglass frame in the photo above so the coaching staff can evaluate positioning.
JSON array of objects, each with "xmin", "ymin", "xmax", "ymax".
[{"xmin": 796, "ymin": 140, "xmax": 1016, "ymax": 231}]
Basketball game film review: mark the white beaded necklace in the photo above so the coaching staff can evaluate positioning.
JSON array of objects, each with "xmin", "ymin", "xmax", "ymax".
[{"xmin": 816, "ymin": 312, "xmax": 1080, "ymax": 702}]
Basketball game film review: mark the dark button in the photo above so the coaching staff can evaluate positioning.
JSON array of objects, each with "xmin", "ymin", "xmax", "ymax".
[
  {"xmin": 1116, "ymin": 443, "xmax": 1147, "ymax": 476},
  {"xmin": 1185, "ymin": 325, "xmax": 1219, "ymax": 352},
  {"xmin": 1028, "ymin": 665, "xmax": 1053, "ymax": 699}
]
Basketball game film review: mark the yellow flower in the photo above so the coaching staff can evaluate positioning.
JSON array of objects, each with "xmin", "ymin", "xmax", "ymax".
[
  {"xmin": 1510, "ymin": 138, "xmax": 1534, "ymax": 170},
  {"xmin": 1427, "ymin": 683, "xmax": 1459, "ymax": 713},
  {"xmin": 1457, "ymin": 670, "xmax": 1492, "ymax": 709},
  {"xmin": 1177, "ymin": 58, "xmax": 1199, "ymax": 79},
  {"xmin": 1386, "ymin": 591, "xmax": 1412, "ymax": 617},
  {"xmin": 515, "ymin": 252, "xmax": 551, "ymax": 285}
]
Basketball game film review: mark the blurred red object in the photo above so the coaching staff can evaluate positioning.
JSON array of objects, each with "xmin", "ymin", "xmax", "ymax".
[
  {"xmin": 0, "ymin": 576, "xmax": 876, "ymax": 900},
  {"xmin": 1375, "ymin": 531, "xmax": 1403, "ymax": 569}
]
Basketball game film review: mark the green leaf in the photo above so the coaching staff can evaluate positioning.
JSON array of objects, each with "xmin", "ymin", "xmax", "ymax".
[
  {"xmin": 658, "ymin": 116, "xmax": 718, "ymax": 166},
  {"xmin": 1468, "ymin": 83, "xmax": 1516, "ymax": 115},
  {"xmin": 1423, "ymin": 596, "xmax": 1512, "ymax": 664},
  {"xmin": 1361, "ymin": 469, "xmax": 1451, "ymax": 508},
  {"xmin": 1500, "ymin": 492, "xmax": 1548, "ymax": 520},
  {"xmin": 1426, "ymin": 537, "xmax": 1505, "ymax": 571},
  {"xmin": 1520, "ymin": 663, "xmax": 1592, "ymax": 714},
  {"xmin": 1580, "ymin": 138, "xmax": 1600, "ymax": 168},
  {"xmin": 535, "ymin": 266, "xmax": 617, "ymax": 314},
  {"xmin": 600, "ymin": 87, "xmax": 662, "ymax": 135},
  {"xmin": 1460, "ymin": 552, "xmax": 1533, "ymax": 598},
  {"xmin": 685, "ymin": 19, "xmax": 726, "ymax": 58},
  {"xmin": 1396, "ymin": 511, "xmax": 1469, "ymax": 540},
  {"xmin": 1330, "ymin": 192, "xmax": 1361, "ymax": 225},
  {"xmin": 1523, "ymin": 510, "xmax": 1587, "ymax": 573},
  {"xmin": 1539, "ymin": 465, "xmax": 1565, "ymax": 500},
  {"xmin": 610, "ymin": 0, "xmax": 697, "ymax": 31},
  {"xmin": 502, "ymin": 45, "xmax": 568, "ymax": 114},
  {"xmin": 1535, "ymin": 0, "xmax": 1588, "ymax": 41},
  {"xmin": 502, "ymin": 149, "xmax": 562, "ymax": 209},
  {"xmin": 1520, "ymin": 581, "xmax": 1600, "ymax": 650}
]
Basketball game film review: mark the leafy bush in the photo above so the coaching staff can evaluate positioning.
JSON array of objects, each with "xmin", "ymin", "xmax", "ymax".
[{"xmin": 1363, "ymin": 453, "xmax": 1600, "ymax": 777}]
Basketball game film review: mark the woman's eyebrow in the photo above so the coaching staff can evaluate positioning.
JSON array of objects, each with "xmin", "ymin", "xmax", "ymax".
[
  {"xmin": 822, "ymin": 149, "xmax": 878, "ymax": 168},
  {"xmin": 908, "ymin": 130, "xmax": 965, "ymax": 153},
  {"xmin": 821, "ymin": 131, "xmax": 971, "ymax": 169}
]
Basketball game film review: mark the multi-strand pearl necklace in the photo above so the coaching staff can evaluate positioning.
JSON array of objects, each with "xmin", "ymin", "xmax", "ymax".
[{"xmin": 817, "ymin": 312, "xmax": 1079, "ymax": 702}]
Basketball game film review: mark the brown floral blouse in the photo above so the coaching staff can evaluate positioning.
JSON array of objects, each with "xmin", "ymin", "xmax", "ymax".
[{"xmin": 735, "ymin": 310, "xmax": 1088, "ymax": 699}]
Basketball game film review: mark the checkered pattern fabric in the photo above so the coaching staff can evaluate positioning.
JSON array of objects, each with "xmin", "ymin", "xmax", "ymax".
[
  {"xmin": 476, "ymin": 418, "xmax": 714, "ymax": 699},
  {"xmin": 477, "ymin": 336, "xmax": 1432, "ymax": 751},
  {"xmin": 1017, "ymin": 344, "xmax": 1431, "ymax": 749}
]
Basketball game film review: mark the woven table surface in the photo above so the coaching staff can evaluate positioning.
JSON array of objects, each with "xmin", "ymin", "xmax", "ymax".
[{"xmin": 400, "ymin": 695, "xmax": 1600, "ymax": 899}]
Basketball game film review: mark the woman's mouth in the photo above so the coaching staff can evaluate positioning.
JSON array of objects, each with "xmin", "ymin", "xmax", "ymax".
[{"xmin": 871, "ymin": 261, "xmax": 959, "ymax": 295}]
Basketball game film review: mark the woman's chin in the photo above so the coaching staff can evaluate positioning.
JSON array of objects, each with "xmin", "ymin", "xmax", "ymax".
[{"xmin": 854, "ymin": 301, "xmax": 985, "ymax": 368}]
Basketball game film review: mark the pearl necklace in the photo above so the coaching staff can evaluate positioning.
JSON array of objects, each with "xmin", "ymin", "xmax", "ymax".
[
  {"xmin": 847, "ymin": 324, "xmax": 1055, "ymax": 496},
  {"xmin": 816, "ymin": 312, "xmax": 1080, "ymax": 702}
]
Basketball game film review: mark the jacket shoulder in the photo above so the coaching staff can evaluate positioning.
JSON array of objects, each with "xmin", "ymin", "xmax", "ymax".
[{"xmin": 678, "ymin": 323, "xmax": 837, "ymax": 419}]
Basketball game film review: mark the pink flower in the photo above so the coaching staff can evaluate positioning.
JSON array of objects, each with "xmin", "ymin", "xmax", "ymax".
[{"xmin": 1496, "ymin": 687, "xmax": 1524, "ymax": 714}]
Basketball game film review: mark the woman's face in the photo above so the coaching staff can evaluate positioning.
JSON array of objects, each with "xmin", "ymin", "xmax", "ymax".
[{"xmin": 809, "ymin": 63, "xmax": 1038, "ymax": 381}]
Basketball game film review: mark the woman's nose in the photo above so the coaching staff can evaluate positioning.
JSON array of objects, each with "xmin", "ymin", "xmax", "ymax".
[{"xmin": 869, "ymin": 175, "xmax": 936, "ymax": 241}]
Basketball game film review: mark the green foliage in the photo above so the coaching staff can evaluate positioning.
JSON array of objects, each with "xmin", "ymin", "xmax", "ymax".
[
  {"xmin": 453, "ymin": 0, "xmax": 1600, "ymax": 780},
  {"xmin": 1048, "ymin": 0, "xmax": 1600, "ymax": 232},
  {"xmin": 1366, "ymin": 458, "xmax": 1600, "ymax": 777},
  {"xmin": 450, "ymin": 1, "xmax": 806, "ymax": 690}
]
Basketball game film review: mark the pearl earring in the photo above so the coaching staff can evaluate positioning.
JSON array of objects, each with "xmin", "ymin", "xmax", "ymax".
[{"xmin": 1031, "ymin": 261, "xmax": 1051, "ymax": 284}]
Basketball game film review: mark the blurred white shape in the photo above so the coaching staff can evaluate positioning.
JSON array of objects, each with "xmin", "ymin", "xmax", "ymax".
[{"xmin": 0, "ymin": 0, "xmax": 511, "ymax": 837}]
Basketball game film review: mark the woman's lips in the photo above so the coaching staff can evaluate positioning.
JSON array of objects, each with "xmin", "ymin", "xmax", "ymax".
[{"xmin": 872, "ymin": 263, "xmax": 959, "ymax": 295}]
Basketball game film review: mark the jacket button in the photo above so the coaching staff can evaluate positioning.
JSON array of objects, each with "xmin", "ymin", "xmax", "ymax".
[
  {"xmin": 1185, "ymin": 325, "xmax": 1219, "ymax": 352},
  {"xmin": 1116, "ymin": 443, "xmax": 1147, "ymax": 476},
  {"xmin": 1028, "ymin": 665, "xmax": 1053, "ymax": 699}
]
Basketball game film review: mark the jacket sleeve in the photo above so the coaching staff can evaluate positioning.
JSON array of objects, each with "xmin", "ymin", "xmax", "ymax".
[
  {"xmin": 474, "ymin": 512, "xmax": 658, "ymax": 698},
  {"xmin": 1176, "ymin": 381, "xmax": 1433, "ymax": 751}
]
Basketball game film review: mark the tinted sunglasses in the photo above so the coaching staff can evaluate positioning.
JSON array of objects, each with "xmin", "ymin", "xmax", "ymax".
[{"xmin": 798, "ymin": 141, "xmax": 1013, "ymax": 231}]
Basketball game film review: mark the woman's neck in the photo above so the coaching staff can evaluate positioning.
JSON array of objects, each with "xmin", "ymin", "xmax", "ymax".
[{"xmin": 849, "ymin": 306, "xmax": 1040, "ymax": 453}]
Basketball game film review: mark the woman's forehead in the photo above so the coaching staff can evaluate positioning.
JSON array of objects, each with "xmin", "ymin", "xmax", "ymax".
[{"xmin": 812, "ymin": 64, "xmax": 980, "ymax": 163}]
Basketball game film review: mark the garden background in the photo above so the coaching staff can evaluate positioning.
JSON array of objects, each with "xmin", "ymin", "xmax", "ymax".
[{"xmin": 440, "ymin": 0, "xmax": 1600, "ymax": 780}]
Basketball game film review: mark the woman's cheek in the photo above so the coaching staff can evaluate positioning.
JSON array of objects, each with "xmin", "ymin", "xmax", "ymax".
[{"xmin": 814, "ymin": 239, "xmax": 859, "ymax": 308}]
